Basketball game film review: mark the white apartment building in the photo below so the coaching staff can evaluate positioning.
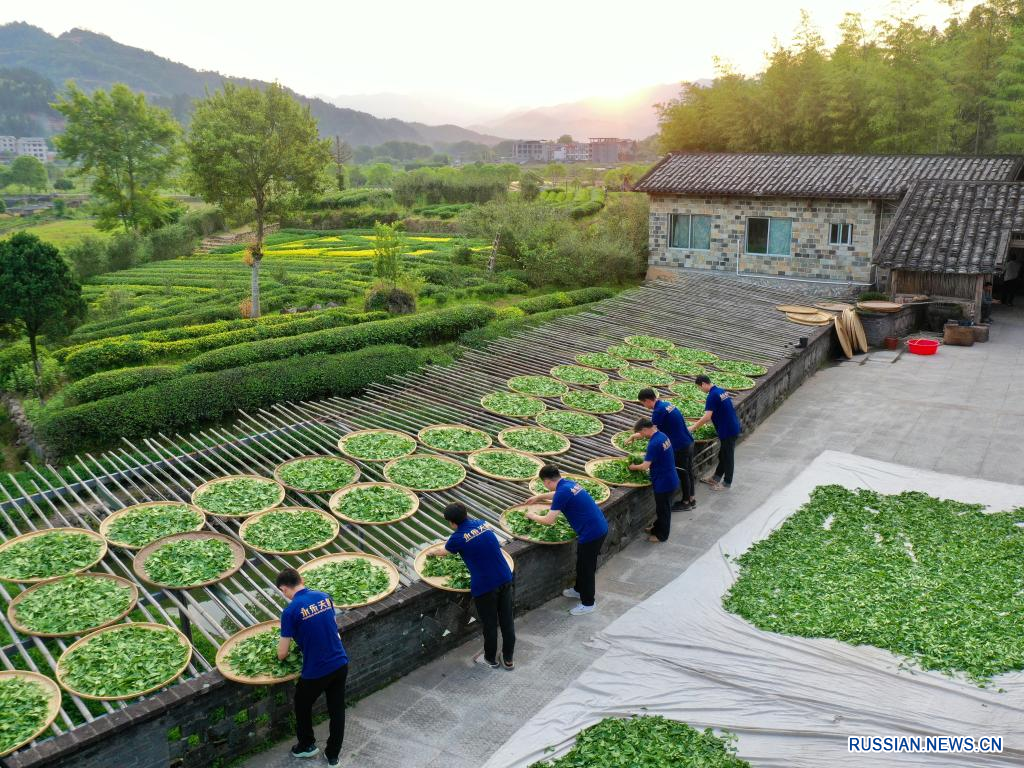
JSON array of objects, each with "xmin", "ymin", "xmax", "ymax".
[{"xmin": 15, "ymin": 138, "xmax": 48, "ymax": 162}]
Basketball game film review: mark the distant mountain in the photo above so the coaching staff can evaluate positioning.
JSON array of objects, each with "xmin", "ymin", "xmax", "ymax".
[
  {"xmin": 0, "ymin": 22, "xmax": 503, "ymax": 147},
  {"xmin": 473, "ymin": 82, "xmax": 707, "ymax": 140},
  {"xmin": 321, "ymin": 92, "xmax": 505, "ymax": 129}
]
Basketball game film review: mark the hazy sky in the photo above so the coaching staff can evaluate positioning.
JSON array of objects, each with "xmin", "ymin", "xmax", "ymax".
[{"xmin": 4, "ymin": 0, "xmax": 977, "ymax": 112}]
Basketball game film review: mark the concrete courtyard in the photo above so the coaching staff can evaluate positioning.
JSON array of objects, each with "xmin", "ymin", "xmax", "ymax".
[{"xmin": 246, "ymin": 306, "xmax": 1024, "ymax": 768}]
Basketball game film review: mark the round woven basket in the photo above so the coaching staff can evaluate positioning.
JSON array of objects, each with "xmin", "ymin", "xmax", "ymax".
[
  {"xmin": 0, "ymin": 670, "xmax": 62, "ymax": 757},
  {"xmin": 190, "ymin": 475, "xmax": 285, "ymax": 518},
  {"xmin": 834, "ymin": 313, "xmax": 854, "ymax": 358},
  {"xmin": 238, "ymin": 507, "xmax": 339, "ymax": 555},
  {"xmin": 413, "ymin": 541, "xmax": 514, "ymax": 593},
  {"xmin": 622, "ymin": 335, "xmax": 675, "ymax": 351},
  {"xmin": 499, "ymin": 504, "xmax": 576, "ymax": 546},
  {"xmin": 99, "ymin": 501, "xmax": 207, "ymax": 550},
  {"xmin": 786, "ymin": 312, "xmax": 832, "ymax": 326},
  {"xmin": 328, "ymin": 482, "xmax": 419, "ymax": 526},
  {"xmin": 298, "ymin": 551, "xmax": 401, "ymax": 609},
  {"xmin": 608, "ymin": 430, "xmax": 649, "ymax": 456},
  {"xmin": 496, "ymin": 426, "xmax": 570, "ymax": 456},
  {"xmin": 0, "ymin": 527, "xmax": 108, "ymax": 584},
  {"xmin": 215, "ymin": 620, "xmax": 299, "ymax": 686},
  {"xmin": 56, "ymin": 622, "xmax": 192, "ymax": 701},
  {"xmin": 584, "ymin": 456, "xmax": 651, "ymax": 488},
  {"xmin": 382, "ymin": 454, "xmax": 467, "ymax": 492},
  {"xmin": 467, "ymin": 449, "xmax": 544, "ymax": 482},
  {"xmin": 856, "ymin": 300, "xmax": 902, "ymax": 313},
  {"xmin": 416, "ymin": 423, "xmax": 492, "ymax": 454},
  {"xmin": 133, "ymin": 531, "xmax": 246, "ymax": 590},
  {"xmin": 8, "ymin": 572, "xmax": 139, "ymax": 639},
  {"xmin": 272, "ymin": 455, "xmax": 361, "ymax": 494},
  {"xmin": 336, "ymin": 428, "xmax": 417, "ymax": 462}
]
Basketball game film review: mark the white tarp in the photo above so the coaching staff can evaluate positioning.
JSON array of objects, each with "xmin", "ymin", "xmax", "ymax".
[{"xmin": 485, "ymin": 451, "xmax": 1024, "ymax": 767}]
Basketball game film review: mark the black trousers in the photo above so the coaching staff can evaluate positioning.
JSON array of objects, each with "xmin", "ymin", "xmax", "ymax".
[
  {"xmin": 475, "ymin": 581, "xmax": 515, "ymax": 664},
  {"xmin": 575, "ymin": 534, "xmax": 605, "ymax": 606},
  {"xmin": 715, "ymin": 436, "xmax": 737, "ymax": 486},
  {"xmin": 652, "ymin": 491, "xmax": 673, "ymax": 541},
  {"xmin": 1004, "ymin": 277, "xmax": 1019, "ymax": 305},
  {"xmin": 294, "ymin": 663, "xmax": 348, "ymax": 760},
  {"xmin": 674, "ymin": 444, "xmax": 695, "ymax": 501}
]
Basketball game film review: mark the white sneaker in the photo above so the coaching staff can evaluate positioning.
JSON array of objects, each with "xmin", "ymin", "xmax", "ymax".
[
  {"xmin": 569, "ymin": 603, "xmax": 596, "ymax": 616},
  {"xmin": 562, "ymin": 587, "xmax": 581, "ymax": 599}
]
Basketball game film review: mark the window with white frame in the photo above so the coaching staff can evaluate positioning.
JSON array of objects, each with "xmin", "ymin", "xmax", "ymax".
[
  {"xmin": 669, "ymin": 214, "xmax": 712, "ymax": 250},
  {"xmin": 829, "ymin": 223, "xmax": 853, "ymax": 245},
  {"xmin": 745, "ymin": 217, "xmax": 792, "ymax": 256}
]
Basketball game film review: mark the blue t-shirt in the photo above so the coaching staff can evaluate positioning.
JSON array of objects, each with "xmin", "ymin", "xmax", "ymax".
[
  {"xmin": 445, "ymin": 519, "xmax": 513, "ymax": 597},
  {"xmin": 645, "ymin": 431, "xmax": 680, "ymax": 494},
  {"xmin": 280, "ymin": 588, "xmax": 348, "ymax": 679},
  {"xmin": 652, "ymin": 399, "xmax": 693, "ymax": 448},
  {"xmin": 551, "ymin": 477, "xmax": 609, "ymax": 544},
  {"xmin": 705, "ymin": 386, "xmax": 742, "ymax": 439}
]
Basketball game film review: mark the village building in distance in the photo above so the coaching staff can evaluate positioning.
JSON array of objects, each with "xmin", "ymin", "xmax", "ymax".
[{"xmin": 634, "ymin": 153, "xmax": 1024, "ymax": 318}]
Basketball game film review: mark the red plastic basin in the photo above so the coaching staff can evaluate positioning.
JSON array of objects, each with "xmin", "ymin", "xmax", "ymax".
[{"xmin": 907, "ymin": 338, "xmax": 939, "ymax": 355}]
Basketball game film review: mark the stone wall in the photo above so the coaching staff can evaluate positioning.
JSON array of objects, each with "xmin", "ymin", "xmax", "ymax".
[{"xmin": 648, "ymin": 194, "xmax": 885, "ymax": 283}]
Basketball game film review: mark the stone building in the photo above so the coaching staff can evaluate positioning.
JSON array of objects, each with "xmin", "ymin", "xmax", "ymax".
[{"xmin": 635, "ymin": 153, "xmax": 1023, "ymax": 287}]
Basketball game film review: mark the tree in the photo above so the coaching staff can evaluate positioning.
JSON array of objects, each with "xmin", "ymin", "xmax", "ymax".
[
  {"xmin": 332, "ymin": 136, "xmax": 353, "ymax": 191},
  {"xmin": 557, "ymin": 134, "xmax": 573, "ymax": 144},
  {"xmin": 520, "ymin": 170, "xmax": 541, "ymax": 201},
  {"xmin": 365, "ymin": 163, "xmax": 394, "ymax": 187},
  {"xmin": 995, "ymin": 20, "xmax": 1024, "ymax": 150},
  {"xmin": 9, "ymin": 155, "xmax": 48, "ymax": 191},
  {"xmin": 186, "ymin": 83, "xmax": 331, "ymax": 318},
  {"xmin": 0, "ymin": 233, "xmax": 85, "ymax": 399},
  {"xmin": 54, "ymin": 83, "xmax": 181, "ymax": 233},
  {"xmin": 373, "ymin": 221, "xmax": 403, "ymax": 289}
]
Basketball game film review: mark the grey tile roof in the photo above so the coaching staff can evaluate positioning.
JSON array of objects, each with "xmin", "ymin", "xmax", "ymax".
[
  {"xmin": 874, "ymin": 179, "xmax": 1024, "ymax": 274},
  {"xmin": 633, "ymin": 153, "xmax": 1023, "ymax": 199}
]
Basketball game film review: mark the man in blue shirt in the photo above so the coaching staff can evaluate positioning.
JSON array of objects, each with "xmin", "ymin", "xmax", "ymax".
[
  {"xmin": 635, "ymin": 387, "xmax": 696, "ymax": 511},
  {"xmin": 629, "ymin": 417, "xmax": 680, "ymax": 542},
  {"xmin": 276, "ymin": 568, "xmax": 349, "ymax": 766},
  {"xmin": 525, "ymin": 464, "xmax": 609, "ymax": 616},
  {"xmin": 428, "ymin": 502, "xmax": 515, "ymax": 670},
  {"xmin": 691, "ymin": 374, "xmax": 743, "ymax": 491}
]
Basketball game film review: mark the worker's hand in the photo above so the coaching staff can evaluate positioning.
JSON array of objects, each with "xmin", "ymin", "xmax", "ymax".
[
  {"xmin": 523, "ymin": 495, "xmax": 542, "ymax": 505},
  {"xmin": 628, "ymin": 463, "xmax": 641, "ymax": 471},
  {"xmin": 426, "ymin": 544, "xmax": 448, "ymax": 557},
  {"xmin": 626, "ymin": 432, "xmax": 641, "ymax": 444},
  {"xmin": 525, "ymin": 510, "xmax": 541, "ymax": 522}
]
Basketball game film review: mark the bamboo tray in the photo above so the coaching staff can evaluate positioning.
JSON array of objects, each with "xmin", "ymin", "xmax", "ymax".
[
  {"xmin": 786, "ymin": 312, "xmax": 832, "ymax": 326},
  {"xmin": 56, "ymin": 622, "xmax": 192, "ymax": 701},
  {"xmin": 467, "ymin": 449, "xmax": 544, "ymax": 482},
  {"xmin": 100, "ymin": 501, "xmax": 207, "ymax": 550},
  {"xmin": 215, "ymin": 620, "xmax": 300, "ymax": 686},
  {"xmin": 190, "ymin": 475, "xmax": 285, "ymax": 518},
  {"xmin": 528, "ymin": 474, "xmax": 612, "ymax": 504},
  {"xmin": 272, "ymin": 455, "xmax": 360, "ymax": 493},
  {"xmin": 499, "ymin": 504, "xmax": 576, "ymax": 545},
  {"xmin": 609, "ymin": 430, "xmax": 648, "ymax": 456},
  {"xmin": 413, "ymin": 541, "xmax": 514, "ymax": 593},
  {"xmin": 133, "ymin": 531, "xmax": 246, "ymax": 590},
  {"xmin": 336, "ymin": 428, "xmax": 417, "ymax": 462},
  {"xmin": 857, "ymin": 300, "xmax": 902, "ymax": 313},
  {"xmin": 496, "ymin": 426, "xmax": 570, "ymax": 456},
  {"xmin": 834, "ymin": 312, "xmax": 854, "ymax": 358},
  {"xmin": 8, "ymin": 572, "xmax": 139, "ymax": 638},
  {"xmin": 416, "ymin": 423, "xmax": 492, "ymax": 454},
  {"xmin": 238, "ymin": 507, "xmax": 339, "ymax": 555},
  {"xmin": 775, "ymin": 304, "xmax": 819, "ymax": 314},
  {"xmin": 328, "ymin": 482, "xmax": 420, "ymax": 526},
  {"xmin": 845, "ymin": 308, "xmax": 869, "ymax": 353},
  {"xmin": 584, "ymin": 456, "xmax": 651, "ymax": 488},
  {"xmin": 298, "ymin": 551, "xmax": 401, "ymax": 610},
  {"xmin": 382, "ymin": 454, "xmax": 467, "ymax": 492},
  {"xmin": 815, "ymin": 301, "xmax": 854, "ymax": 312},
  {"xmin": 0, "ymin": 527, "xmax": 108, "ymax": 584},
  {"xmin": 0, "ymin": 670, "xmax": 62, "ymax": 756}
]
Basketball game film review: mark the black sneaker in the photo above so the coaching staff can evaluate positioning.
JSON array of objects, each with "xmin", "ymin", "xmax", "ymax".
[
  {"xmin": 501, "ymin": 654, "xmax": 514, "ymax": 671},
  {"xmin": 327, "ymin": 757, "xmax": 340, "ymax": 767},
  {"xmin": 291, "ymin": 743, "xmax": 318, "ymax": 759}
]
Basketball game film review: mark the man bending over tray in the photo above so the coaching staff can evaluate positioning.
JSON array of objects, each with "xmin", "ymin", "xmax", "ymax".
[
  {"xmin": 276, "ymin": 568, "xmax": 349, "ymax": 766},
  {"xmin": 429, "ymin": 502, "xmax": 516, "ymax": 670},
  {"xmin": 525, "ymin": 464, "xmax": 608, "ymax": 615}
]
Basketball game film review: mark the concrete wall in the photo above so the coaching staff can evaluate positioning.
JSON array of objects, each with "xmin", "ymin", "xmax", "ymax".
[
  {"xmin": 648, "ymin": 194, "xmax": 883, "ymax": 283},
  {"xmin": 6, "ymin": 327, "xmax": 835, "ymax": 768}
]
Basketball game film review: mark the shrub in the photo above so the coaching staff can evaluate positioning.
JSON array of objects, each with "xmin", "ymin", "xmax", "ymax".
[
  {"xmin": 180, "ymin": 208, "xmax": 227, "ymax": 236},
  {"xmin": 105, "ymin": 232, "xmax": 148, "ymax": 271},
  {"xmin": 859, "ymin": 290, "xmax": 889, "ymax": 301},
  {"xmin": 64, "ymin": 236, "xmax": 110, "ymax": 281},
  {"xmin": 514, "ymin": 287, "xmax": 615, "ymax": 314},
  {"xmin": 365, "ymin": 287, "xmax": 417, "ymax": 315},
  {"xmin": 148, "ymin": 223, "xmax": 198, "ymax": 262},
  {"xmin": 6, "ymin": 358, "xmax": 62, "ymax": 395},
  {"xmin": 54, "ymin": 178, "xmax": 75, "ymax": 191},
  {"xmin": 182, "ymin": 305, "xmax": 496, "ymax": 374},
  {"xmin": 0, "ymin": 341, "xmax": 36, "ymax": 382},
  {"xmin": 451, "ymin": 244, "xmax": 475, "ymax": 265},
  {"xmin": 37, "ymin": 345, "xmax": 424, "ymax": 459},
  {"xmin": 62, "ymin": 365, "xmax": 181, "ymax": 405}
]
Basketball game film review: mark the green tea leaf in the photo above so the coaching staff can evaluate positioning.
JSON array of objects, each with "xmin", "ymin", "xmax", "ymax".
[
  {"xmin": 710, "ymin": 372, "xmax": 756, "ymax": 390},
  {"xmin": 668, "ymin": 347, "xmax": 718, "ymax": 364},
  {"xmin": 550, "ymin": 365, "xmax": 609, "ymax": 386},
  {"xmin": 242, "ymin": 509, "xmax": 335, "ymax": 552},
  {"xmin": 528, "ymin": 475, "xmax": 611, "ymax": 503},
  {"xmin": 60, "ymin": 625, "xmax": 190, "ymax": 698},
  {"xmin": 278, "ymin": 458, "xmax": 357, "ymax": 492},
  {"xmin": 0, "ymin": 532, "xmax": 102, "ymax": 581},
  {"xmin": 561, "ymin": 390, "xmax": 623, "ymax": 414},
  {"xmin": 535, "ymin": 410, "xmax": 603, "ymax": 436},
  {"xmin": 611, "ymin": 430, "xmax": 651, "ymax": 454},
  {"xmin": 606, "ymin": 345, "xmax": 659, "ymax": 361},
  {"xmin": 691, "ymin": 422, "xmax": 718, "ymax": 440},
  {"xmin": 599, "ymin": 380, "xmax": 652, "ymax": 401},
  {"xmin": 106, "ymin": 504, "xmax": 204, "ymax": 548},
  {"xmin": 714, "ymin": 359, "xmax": 767, "ymax": 377},
  {"xmin": 339, "ymin": 431, "xmax": 416, "ymax": 461},
  {"xmin": 385, "ymin": 456, "xmax": 466, "ymax": 490},
  {"xmin": 193, "ymin": 478, "xmax": 282, "ymax": 516},
  {"xmin": 617, "ymin": 367, "xmax": 675, "ymax": 387},
  {"xmin": 471, "ymin": 450, "xmax": 542, "ymax": 480},
  {"xmin": 13, "ymin": 575, "xmax": 134, "ymax": 635},
  {"xmin": 423, "ymin": 553, "xmax": 471, "ymax": 590},
  {"xmin": 481, "ymin": 391, "xmax": 546, "ymax": 418},
  {"xmin": 507, "ymin": 375, "xmax": 569, "ymax": 397},
  {"xmin": 303, "ymin": 558, "xmax": 391, "ymax": 606},
  {"xmin": 499, "ymin": 428, "xmax": 570, "ymax": 455},
  {"xmin": 418, "ymin": 426, "xmax": 491, "ymax": 453},
  {"xmin": 0, "ymin": 677, "xmax": 52, "ymax": 754},
  {"xmin": 226, "ymin": 627, "xmax": 302, "ymax": 680},
  {"xmin": 505, "ymin": 509, "xmax": 575, "ymax": 542},
  {"xmin": 588, "ymin": 458, "xmax": 650, "ymax": 486},
  {"xmin": 574, "ymin": 352, "xmax": 628, "ymax": 370},
  {"xmin": 143, "ymin": 538, "xmax": 235, "ymax": 587},
  {"xmin": 653, "ymin": 357, "xmax": 707, "ymax": 377},
  {"xmin": 332, "ymin": 485, "xmax": 415, "ymax": 523},
  {"xmin": 623, "ymin": 335, "xmax": 676, "ymax": 351}
]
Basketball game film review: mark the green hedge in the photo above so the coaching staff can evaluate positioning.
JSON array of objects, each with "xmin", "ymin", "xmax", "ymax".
[
  {"xmin": 61, "ymin": 365, "xmax": 182, "ymax": 405},
  {"xmin": 63, "ymin": 309, "xmax": 386, "ymax": 379},
  {"xmin": 37, "ymin": 345, "xmax": 423, "ymax": 460},
  {"xmin": 514, "ymin": 287, "xmax": 616, "ymax": 314},
  {"xmin": 182, "ymin": 304, "xmax": 497, "ymax": 374},
  {"xmin": 459, "ymin": 303, "xmax": 607, "ymax": 349}
]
